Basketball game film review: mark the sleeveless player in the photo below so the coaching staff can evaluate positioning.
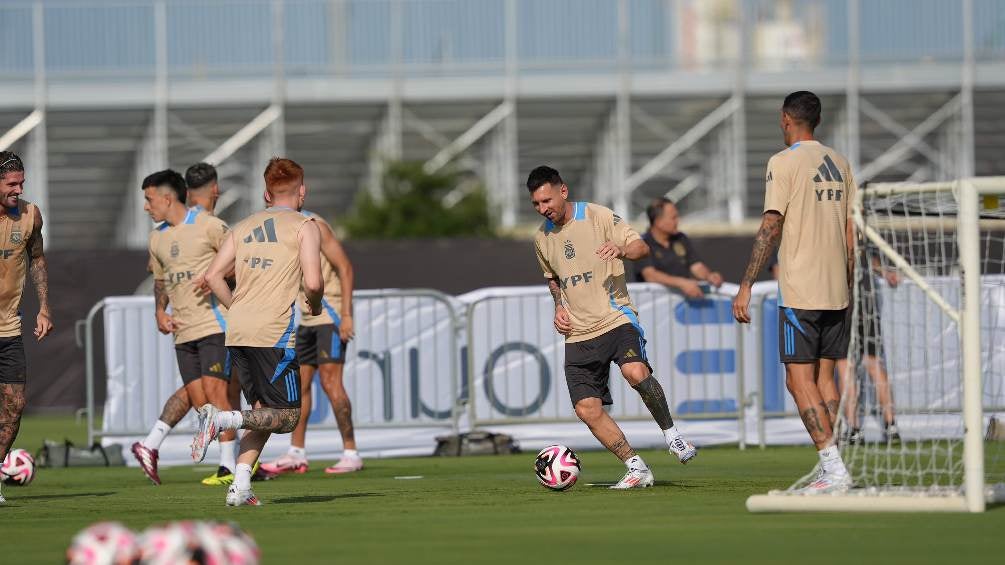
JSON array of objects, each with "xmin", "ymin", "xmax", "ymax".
[
  {"xmin": 193, "ymin": 158, "xmax": 323, "ymax": 506},
  {"xmin": 0, "ymin": 151, "xmax": 53, "ymax": 505},
  {"xmin": 528, "ymin": 166, "xmax": 696, "ymax": 489},
  {"xmin": 733, "ymin": 91, "xmax": 855, "ymax": 493},
  {"xmin": 130, "ymin": 169, "xmax": 233, "ymax": 485},
  {"xmin": 261, "ymin": 211, "xmax": 358, "ymax": 476}
]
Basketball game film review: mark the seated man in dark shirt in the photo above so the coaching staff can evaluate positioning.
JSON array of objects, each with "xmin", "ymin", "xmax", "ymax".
[{"xmin": 635, "ymin": 197, "xmax": 723, "ymax": 299}]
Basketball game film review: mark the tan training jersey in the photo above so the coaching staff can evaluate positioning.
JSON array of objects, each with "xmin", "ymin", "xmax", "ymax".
[
  {"xmin": 764, "ymin": 140, "xmax": 856, "ymax": 310},
  {"xmin": 534, "ymin": 202, "xmax": 642, "ymax": 343},
  {"xmin": 227, "ymin": 208, "xmax": 313, "ymax": 348},
  {"xmin": 148, "ymin": 207, "xmax": 230, "ymax": 344},
  {"xmin": 298, "ymin": 211, "xmax": 344, "ymax": 327},
  {"xmin": 0, "ymin": 200, "xmax": 37, "ymax": 338}
]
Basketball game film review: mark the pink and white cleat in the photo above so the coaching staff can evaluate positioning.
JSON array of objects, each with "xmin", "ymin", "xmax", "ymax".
[
  {"xmin": 191, "ymin": 404, "xmax": 220, "ymax": 463},
  {"xmin": 260, "ymin": 454, "xmax": 308, "ymax": 476},
  {"xmin": 130, "ymin": 442, "xmax": 162, "ymax": 485},
  {"xmin": 324, "ymin": 454, "xmax": 364, "ymax": 475},
  {"xmin": 226, "ymin": 485, "xmax": 262, "ymax": 507}
]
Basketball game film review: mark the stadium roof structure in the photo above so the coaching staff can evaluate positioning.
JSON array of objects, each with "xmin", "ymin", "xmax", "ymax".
[{"xmin": 1, "ymin": 0, "xmax": 1003, "ymax": 249}]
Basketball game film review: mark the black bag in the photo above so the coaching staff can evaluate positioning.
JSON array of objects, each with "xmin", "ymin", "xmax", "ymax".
[
  {"xmin": 36, "ymin": 440, "xmax": 126, "ymax": 468},
  {"xmin": 433, "ymin": 431, "xmax": 520, "ymax": 456}
]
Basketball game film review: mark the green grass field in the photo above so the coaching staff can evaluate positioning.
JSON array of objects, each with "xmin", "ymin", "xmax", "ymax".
[{"xmin": 5, "ymin": 415, "xmax": 1005, "ymax": 564}]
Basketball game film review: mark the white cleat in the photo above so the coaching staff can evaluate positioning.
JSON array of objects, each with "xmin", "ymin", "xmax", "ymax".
[
  {"xmin": 226, "ymin": 485, "xmax": 262, "ymax": 507},
  {"xmin": 797, "ymin": 472, "xmax": 852, "ymax": 495},
  {"xmin": 669, "ymin": 437, "xmax": 697, "ymax": 464},
  {"xmin": 191, "ymin": 404, "xmax": 220, "ymax": 463},
  {"xmin": 610, "ymin": 467, "xmax": 655, "ymax": 490},
  {"xmin": 0, "ymin": 492, "xmax": 5, "ymax": 505}
]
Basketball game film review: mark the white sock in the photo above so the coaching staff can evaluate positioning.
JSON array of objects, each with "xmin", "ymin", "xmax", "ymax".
[
  {"xmin": 288, "ymin": 446, "xmax": 307, "ymax": 460},
  {"xmin": 343, "ymin": 449, "xmax": 359, "ymax": 459},
  {"xmin": 818, "ymin": 446, "xmax": 848, "ymax": 476},
  {"xmin": 218, "ymin": 440, "xmax": 236, "ymax": 473},
  {"xmin": 234, "ymin": 463, "xmax": 253, "ymax": 491},
  {"xmin": 214, "ymin": 411, "xmax": 244, "ymax": 431},
  {"xmin": 142, "ymin": 420, "xmax": 172, "ymax": 450},
  {"xmin": 625, "ymin": 455, "xmax": 648, "ymax": 471},
  {"xmin": 663, "ymin": 425, "xmax": 682, "ymax": 447}
]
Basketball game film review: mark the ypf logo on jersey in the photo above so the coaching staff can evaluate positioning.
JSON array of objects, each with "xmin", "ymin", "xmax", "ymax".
[
  {"xmin": 564, "ymin": 240, "xmax": 575, "ymax": 260},
  {"xmin": 170, "ymin": 241, "xmax": 179, "ymax": 258}
]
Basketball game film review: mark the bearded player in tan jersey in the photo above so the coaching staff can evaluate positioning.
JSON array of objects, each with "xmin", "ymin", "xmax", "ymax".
[
  {"xmin": 0, "ymin": 151, "xmax": 52, "ymax": 505},
  {"xmin": 528, "ymin": 166, "xmax": 696, "ymax": 489},
  {"xmin": 193, "ymin": 157, "xmax": 323, "ymax": 506},
  {"xmin": 260, "ymin": 210, "xmax": 359, "ymax": 476},
  {"xmin": 131, "ymin": 169, "xmax": 238, "ymax": 486},
  {"xmin": 733, "ymin": 91, "xmax": 854, "ymax": 493}
]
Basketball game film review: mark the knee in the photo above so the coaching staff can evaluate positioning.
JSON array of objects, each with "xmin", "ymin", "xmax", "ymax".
[
  {"xmin": 620, "ymin": 364, "xmax": 649, "ymax": 386},
  {"xmin": 574, "ymin": 400, "xmax": 602, "ymax": 423}
]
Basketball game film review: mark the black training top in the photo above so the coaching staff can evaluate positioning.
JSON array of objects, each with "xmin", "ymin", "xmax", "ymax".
[{"xmin": 635, "ymin": 231, "xmax": 700, "ymax": 282}]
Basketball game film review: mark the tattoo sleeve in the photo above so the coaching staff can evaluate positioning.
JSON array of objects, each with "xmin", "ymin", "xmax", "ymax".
[
  {"xmin": 741, "ymin": 212, "xmax": 785, "ymax": 287},
  {"xmin": 240, "ymin": 408, "xmax": 301, "ymax": 433},
  {"xmin": 29, "ymin": 255, "xmax": 49, "ymax": 314},
  {"xmin": 608, "ymin": 435, "xmax": 637, "ymax": 462},
  {"xmin": 158, "ymin": 390, "xmax": 191, "ymax": 426},
  {"xmin": 547, "ymin": 277, "xmax": 563, "ymax": 308},
  {"xmin": 633, "ymin": 375, "xmax": 675, "ymax": 430},
  {"xmin": 0, "ymin": 383, "xmax": 27, "ymax": 459},
  {"xmin": 154, "ymin": 279, "xmax": 169, "ymax": 311}
]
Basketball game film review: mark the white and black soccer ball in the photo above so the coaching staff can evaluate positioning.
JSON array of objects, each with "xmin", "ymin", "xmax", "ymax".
[
  {"xmin": 192, "ymin": 521, "xmax": 261, "ymax": 565},
  {"xmin": 1, "ymin": 447, "xmax": 35, "ymax": 485},
  {"xmin": 534, "ymin": 444, "xmax": 581, "ymax": 491},
  {"xmin": 66, "ymin": 522, "xmax": 138, "ymax": 565}
]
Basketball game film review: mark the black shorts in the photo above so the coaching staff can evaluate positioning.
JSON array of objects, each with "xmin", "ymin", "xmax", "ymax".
[
  {"xmin": 779, "ymin": 307, "xmax": 849, "ymax": 363},
  {"xmin": 0, "ymin": 336, "xmax": 26, "ymax": 384},
  {"xmin": 852, "ymin": 296, "xmax": 884, "ymax": 358},
  {"xmin": 175, "ymin": 333, "xmax": 230, "ymax": 384},
  {"xmin": 296, "ymin": 324, "xmax": 346, "ymax": 366},
  {"xmin": 229, "ymin": 346, "xmax": 300, "ymax": 409},
  {"xmin": 564, "ymin": 323, "xmax": 651, "ymax": 406}
]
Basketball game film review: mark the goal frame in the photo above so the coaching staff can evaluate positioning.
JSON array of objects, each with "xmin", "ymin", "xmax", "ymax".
[{"xmin": 747, "ymin": 177, "xmax": 1005, "ymax": 513}]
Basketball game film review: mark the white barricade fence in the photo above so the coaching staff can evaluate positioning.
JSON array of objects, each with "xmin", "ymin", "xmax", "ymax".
[{"xmin": 463, "ymin": 284, "xmax": 746, "ymax": 430}]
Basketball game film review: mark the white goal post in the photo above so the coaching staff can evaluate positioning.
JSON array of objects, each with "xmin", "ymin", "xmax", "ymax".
[{"xmin": 748, "ymin": 177, "xmax": 1005, "ymax": 513}]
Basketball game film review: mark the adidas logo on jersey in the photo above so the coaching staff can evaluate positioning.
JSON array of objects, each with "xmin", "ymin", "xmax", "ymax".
[
  {"xmin": 244, "ymin": 218, "xmax": 278, "ymax": 243},
  {"xmin": 812, "ymin": 155, "xmax": 844, "ymax": 183},
  {"xmin": 208, "ymin": 363, "xmax": 223, "ymax": 374},
  {"xmin": 624, "ymin": 348, "xmax": 637, "ymax": 359}
]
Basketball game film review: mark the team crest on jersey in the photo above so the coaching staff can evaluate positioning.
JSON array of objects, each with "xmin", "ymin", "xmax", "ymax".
[
  {"xmin": 673, "ymin": 242, "xmax": 687, "ymax": 257},
  {"xmin": 9, "ymin": 230, "xmax": 22, "ymax": 245},
  {"xmin": 170, "ymin": 241, "xmax": 179, "ymax": 258},
  {"xmin": 613, "ymin": 214, "xmax": 623, "ymax": 225},
  {"xmin": 564, "ymin": 240, "xmax": 576, "ymax": 260}
]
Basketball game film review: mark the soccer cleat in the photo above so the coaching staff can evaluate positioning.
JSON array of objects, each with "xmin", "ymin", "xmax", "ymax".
[
  {"xmin": 324, "ymin": 454, "xmax": 364, "ymax": 475},
  {"xmin": 884, "ymin": 425, "xmax": 902, "ymax": 443},
  {"xmin": 191, "ymin": 404, "xmax": 220, "ymax": 463},
  {"xmin": 225, "ymin": 485, "xmax": 262, "ymax": 507},
  {"xmin": 251, "ymin": 461, "xmax": 276, "ymax": 482},
  {"xmin": 797, "ymin": 472, "xmax": 852, "ymax": 495},
  {"xmin": 668, "ymin": 437, "xmax": 697, "ymax": 464},
  {"xmin": 130, "ymin": 442, "xmax": 162, "ymax": 485},
  {"xmin": 610, "ymin": 467, "xmax": 655, "ymax": 489},
  {"xmin": 846, "ymin": 429, "xmax": 864, "ymax": 446},
  {"xmin": 260, "ymin": 454, "xmax": 309, "ymax": 476},
  {"xmin": 201, "ymin": 466, "xmax": 235, "ymax": 486}
]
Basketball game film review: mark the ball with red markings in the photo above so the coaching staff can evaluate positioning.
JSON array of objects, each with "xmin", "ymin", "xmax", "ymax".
[
  {"xmin": 1, "ymin": 448, "xmax": 35, "ymax": 485},
  {"xmin": 534, "ymin": 444, "xmax": 581, "ymax": 491}
]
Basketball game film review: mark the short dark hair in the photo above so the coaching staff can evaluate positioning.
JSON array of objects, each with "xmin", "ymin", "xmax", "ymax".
[
  {"xmin": 185, "ymin": 162, "xmax": 217, "ymax": 190},
  {"xmin": 646, "ymin": 197, "xmax": 674, "ymax": 225},
  {"xmin": 782, "ymin": 91, "xmax": 821, "ymax": 129},
  {"xmin": 141, "ymin": 169, "xmax": 187, "ymax": 202},
  {"xmin": 0, "ymin": 151, "xmax": 24, "ymax": 178},
  {"xmin": 526, "ymin": 166, "xmax": 564, "ymax": 192}
]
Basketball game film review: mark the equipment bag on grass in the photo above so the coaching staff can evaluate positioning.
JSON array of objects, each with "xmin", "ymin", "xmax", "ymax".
[
  {"xmin": 36, "ymin": 440, "xmax": 126, "ymax": 468},
  {"xmin": 433, "ymin": 431, "xmax": 520, "ymax": 456}
]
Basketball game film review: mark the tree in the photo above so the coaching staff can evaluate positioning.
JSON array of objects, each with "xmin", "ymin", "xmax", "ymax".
[{"xmin": 344, "ymin": 161, "xmax": 495, "ymax": 238}]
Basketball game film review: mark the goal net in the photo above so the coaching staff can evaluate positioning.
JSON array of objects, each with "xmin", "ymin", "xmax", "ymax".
[{"xmin": 748, "ymin": 177, "xmax": 1005, "ymax": 513}]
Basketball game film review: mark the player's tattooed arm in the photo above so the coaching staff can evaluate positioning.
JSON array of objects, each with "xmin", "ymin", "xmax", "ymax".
[
  {"xmin": 240, "ymin": 408, "xmax": 301, "ymax": 433},
  {"xmin": 154, "ymin": 279, "xmax": 169, "ymax": 312},
  {"xmin": 28, "ymin": 207, "xmax": 52, "ymax": 340},
  {"xmin": 547, "ymin": 277, "xmax": 563, "ymax": 308},
  {"xmin": 740, "ymin": 211, "xmax": 785, "ymax": 288}
]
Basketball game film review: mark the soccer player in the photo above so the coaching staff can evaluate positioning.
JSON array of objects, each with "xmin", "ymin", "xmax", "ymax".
[
  {"xmin": 131, "ymin": 169, "xmax": 234, "ymax": 485},
  {"xmin": 528, "ymin": 165, "xmax": 696, "ymax": 489},
  {"xmin": 261, "ymin": 211, "xmax": 358, "ymax": 476},
  {"xmin": 0, "ymin": 151, "xmax": 52, "ymax": 505},
  {"xmin": 193, "ymin": 157, "xmax": 323, "ymax": 506},
  {"xmin": 732, "ymin": 91, "xmax": 855, "ymax": 493}
]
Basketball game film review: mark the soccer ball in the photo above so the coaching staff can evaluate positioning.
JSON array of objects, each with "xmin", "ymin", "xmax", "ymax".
[
  {"xmin": 137, "ymin": 521, "xmax": 260, "ymax": 565},
  {"xmin": 1, "ymin": 448, "xmax": 35, "ymax": 485},
  {"xmin": 193, "ymin": 521, "xmax": 261, "ymax": 565},
  {"xmin": 534, "ymin": 444, "xmax": 581, "ymax": 491},
  {"xmin": 66, "ymin": 522, "xmax": 138, "ymax": 565}
]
